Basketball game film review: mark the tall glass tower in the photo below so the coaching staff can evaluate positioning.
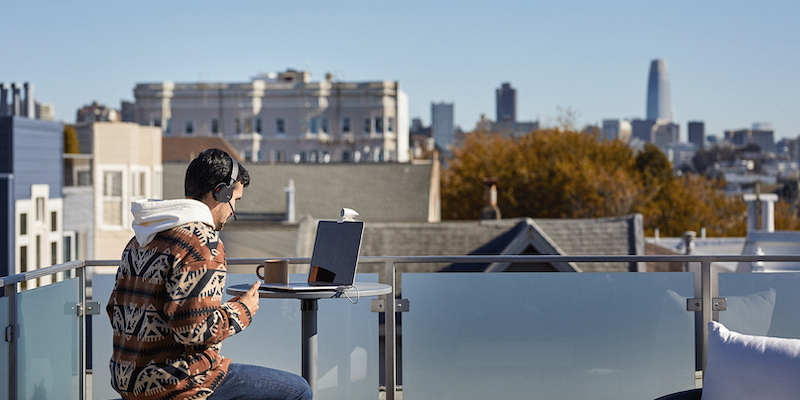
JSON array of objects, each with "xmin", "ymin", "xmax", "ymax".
[
  {"xmin": 432, "ymin": 102, "xmax": 455, "ymax": 151},
  {"xmin": 646, "ymin": 59, "xmax": 672, "ymax": 121}
]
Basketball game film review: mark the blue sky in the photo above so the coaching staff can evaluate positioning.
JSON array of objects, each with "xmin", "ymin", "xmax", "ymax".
[{"xmin": 3, "ymin": 0, "xmax": 799, "ymax": 140}]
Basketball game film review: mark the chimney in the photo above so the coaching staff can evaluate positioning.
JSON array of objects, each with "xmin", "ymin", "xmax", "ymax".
[
  {"xmin": 743, "ymin": 193, "xmax": 778, "ymax": 232},
  {"xmin": 682, "ymin": 230, "xmax": 696, "ymax": 272},
  {"xmin": 11, "ymin": 83, "xmax": 21, "ymax": 116},
  {"xmin": 0, "ymin": 83, "xmax": 7, "ymax": 117},
  {"xmin": 285, "ymin": 178, "xmax": 296, "ymax": 224},
  {"xmin": 480, "ymin": 177, "xmax": 501, "ymax": 220},
  {"xmin": 24, "ymin": 82, "xmax": 35, "ymax": 118}
]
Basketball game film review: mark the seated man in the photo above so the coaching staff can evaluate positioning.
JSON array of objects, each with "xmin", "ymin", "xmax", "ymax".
[{"xmin": 107, "ymin": 149, "xmax": 312, "ymax": 400}]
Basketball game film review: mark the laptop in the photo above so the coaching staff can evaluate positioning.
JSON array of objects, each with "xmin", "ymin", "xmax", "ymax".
[{"xmin": 260, "ymin": 220, "xmax": 365, "ymax": 291}]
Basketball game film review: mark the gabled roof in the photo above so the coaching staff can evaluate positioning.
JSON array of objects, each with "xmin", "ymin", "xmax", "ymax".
[
  {"xmin": 296, "ymin": 214, "xmax": 644, "ymax": 274},
  {"xmin": 162, "ymin": 137, "xmax": 243, "ymax": 162}
]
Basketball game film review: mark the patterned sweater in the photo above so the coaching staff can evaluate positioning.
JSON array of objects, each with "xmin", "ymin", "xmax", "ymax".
[{"xmin": 107, "ymin": 221, "xmax": 253, "ymax": 400}]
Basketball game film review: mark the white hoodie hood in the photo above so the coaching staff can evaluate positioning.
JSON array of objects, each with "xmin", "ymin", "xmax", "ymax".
[{"xmin": 131, "ymin": 199, "xmax": 215, "ymax": 247}]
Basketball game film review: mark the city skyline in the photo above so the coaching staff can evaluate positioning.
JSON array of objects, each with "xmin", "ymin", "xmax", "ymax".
[{"xmin": 2, "ymin": 1, "xmax": 799, "ymax": 140}]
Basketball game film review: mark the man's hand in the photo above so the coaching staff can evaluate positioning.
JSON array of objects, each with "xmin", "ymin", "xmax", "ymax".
[{"xmin": 238, "ymin": 281, "xmax": 261, "ymax": 314}]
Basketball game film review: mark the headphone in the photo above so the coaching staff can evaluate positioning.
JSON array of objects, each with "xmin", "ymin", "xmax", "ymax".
[{"xmin": 212, "ymin": 154, "xmax": 239, "ymax": 203}]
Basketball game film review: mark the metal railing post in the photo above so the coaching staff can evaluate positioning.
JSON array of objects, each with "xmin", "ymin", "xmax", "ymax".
[
  {"xmin": 5, "ymin": 282, "xmax": 17, "ymax": 400},
  {"xmin": 700, "ymin": 260, "xmax": 712, "ymax": 376},
  {"xmin": 383, "ymin": 260, "xmax": 397, "ymax": 400},
  {"xmin": 78, "ymin": 266, "xmax": 88, "ymax": 400}
]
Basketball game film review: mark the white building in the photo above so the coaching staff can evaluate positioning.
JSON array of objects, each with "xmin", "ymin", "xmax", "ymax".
[
  {"xmin": 601, "ymin": 119, "xmax": 632, "ymax": 142},
  {"xmin": 132, "ymin": 70, "xmax": 409, "ymax": 163},
  {"xmin": 68, "ymin": 122, "xmax": 163, "ymax": 265}
]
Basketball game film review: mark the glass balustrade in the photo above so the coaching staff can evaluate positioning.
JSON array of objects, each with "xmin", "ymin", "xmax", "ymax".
[
  {"xmin": 0, "ymin": 295, "xmax": 8, "ymax": 400},
  {"xmin": 6, "ymin": 257, "xmax": 800, "ymax": 400},
  {"xmin": 92, "ymin": 273, "xmax": 379, "ymax": 400},
  {"xmin": 718, "ymin": 272, "xmax": 800, "ymax": 338},
  {"xmin": 403, "ymin": 272, "xmax": 697, "ymax": 400},
  {"xmin": 17, "ymin": 278, "xmax": 81, "ymax": 400}
]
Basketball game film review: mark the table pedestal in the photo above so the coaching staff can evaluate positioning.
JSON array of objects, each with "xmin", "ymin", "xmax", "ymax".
[{"xmin": 301, "ymin": 299, "xmax": 318, "ymax": 393}]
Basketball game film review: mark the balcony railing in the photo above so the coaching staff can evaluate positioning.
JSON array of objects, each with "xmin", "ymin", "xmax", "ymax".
[{"xmin": 4, "ymin": 254, "xmax": 800, "ymax": 400}]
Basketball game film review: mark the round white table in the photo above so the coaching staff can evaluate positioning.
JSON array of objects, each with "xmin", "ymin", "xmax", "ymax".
[{"xmin": 226, "ymin": 282, "xmax": 392, "ymax": 394}]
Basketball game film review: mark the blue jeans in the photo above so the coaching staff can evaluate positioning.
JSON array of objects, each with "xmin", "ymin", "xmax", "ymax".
[{"xmin": 208, "ymin": 363, "xmax": 313, "ymax": 400}]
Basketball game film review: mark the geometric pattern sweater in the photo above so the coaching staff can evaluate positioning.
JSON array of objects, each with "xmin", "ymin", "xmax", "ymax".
[{"xmin": 106, "ymin": 221, "xmax": 253, "ymax": 400}]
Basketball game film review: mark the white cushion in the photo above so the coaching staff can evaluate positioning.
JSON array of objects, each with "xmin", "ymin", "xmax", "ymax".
[
  {"xmin": 701, "ymin": 321, "xmax": 800, "ymax": 400},
  {"xmin": 721, "ymin": 289, "xmax": 776, "ymax": 335}
]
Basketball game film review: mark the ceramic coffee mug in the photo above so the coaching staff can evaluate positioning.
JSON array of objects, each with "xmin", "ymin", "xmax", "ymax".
[{"xmin": 256, "ymin": 259, "xmax": 290, "ymax": 284}]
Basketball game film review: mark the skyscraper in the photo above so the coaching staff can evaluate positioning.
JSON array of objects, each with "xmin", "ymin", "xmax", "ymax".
[
  {"xmin": 688, "ymin": 121, "xmax": 705, "ymax": 149},
  {"xmin": 431, "ymin": 102, "xmax": 455, "ymax": 151},
  {"xmin": 646, "ymin": 59, "xmax": 672, "ymax": 121},
  {"xmin": 496, "ymin": 82, "xmax": 516, "ymax": 123}
]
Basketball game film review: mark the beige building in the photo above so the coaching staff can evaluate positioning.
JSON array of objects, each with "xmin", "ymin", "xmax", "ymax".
[
  {"xmin": 132, "ymin": 70, "xmax": 410, "ymax": 163},
  {"xmin": 68, "ymin": 122, "xmax": 162, "ymax": 266}
]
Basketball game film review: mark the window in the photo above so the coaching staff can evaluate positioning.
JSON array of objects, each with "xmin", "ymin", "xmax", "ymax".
[
  {"xmin": 184, "ymin": 119, "xmax": 194, "ymax": 135},
  {"xmin": 51, "ymin": 211, "xmax": 57, "ymax": 232},
  {"xmin": 244, "ymin": 118, "xmax": 253, "ymax": 133},
  {"xmin": 211, "ymin": 118, "xmax": 220, "ymax": 135},
  {"xmin": 342, "ymin": 117, "xmax": 351, "ymax": 133},
  {"xmin": 165, "ymin": 118, "xmax": 172, "ymax": 135},
  {"xmin": 309, "ymin": 118, "xmax": 318, "ymax": 134},
  {"xmin": 20, "ymin": 245, "xmax": 27, "ymax": 290},
  {"xmin": 78, "ymin": 171, "xmax": 92, "ymax": 186},
  {"xmin": 235, "ymin": 118, "xmax": 242, "ymax": 134},
  {"xmin": 275, "ymin": 150, "xmax": 286, "ymax": 162},
  {"xmin": 36, "ymin": 197, "xmax": 44, "ymax": 221},
  {"xmin": 364, "ymin": 118, "xmax": 371, "ymax": 134},
  {"xmin": 51, "ymin": 242, "xmax": 57, "ymax": 266},
  {"xmin": 342, "ymin": 151, "xmax": 350, "ymax": 162},
  {"xmin": 388, "ymin": 117, "xmax": 394, "ymax": 132},
  {"xmin": 375, "ymin": 117, "xmax": 384, "ymax": 134},
  {"xmin": 20, "ymin": 246, "xmax": 27, "ymax": 272},
  {"xmin": 20, "ymin": 213, "xmax": 27, "ymax": 235},
  {"xmin": 36, "ymin": 235, "xmax": 41, "ymax": 268},
  {"xmin": 131, "ymin": 171, "xmax": 146, "ymax": 199},
  {"xmin": 255, "ymin": 118, "xmax": 263, "ymax": 134},
  {"xmin": 152, "ymin": 118, "xmax": 162, "ymax": 128},
  {"xmin": 64, "ymin": 236, "xmax": 72, "ymax": 263},
  {"xmin": 103, "ymin": 171, "xmax": 123, "ymax": 226},
  {"xmin": 321, "ymin": 118, "xmax": 329, "ymax": 134},
  {"xmin": 276, "ymin": 118, "xmax": 285, "ymax": 135}
]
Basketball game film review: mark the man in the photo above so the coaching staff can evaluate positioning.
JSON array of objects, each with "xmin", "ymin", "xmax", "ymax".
[{"xmin": 107, "ymin": 149, "xmax": 312, "ymax": 400}]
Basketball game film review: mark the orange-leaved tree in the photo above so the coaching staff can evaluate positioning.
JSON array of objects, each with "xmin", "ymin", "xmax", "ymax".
[{"xmin": 442, "ymin": 130, "xmax": 749, "ymax": 236}]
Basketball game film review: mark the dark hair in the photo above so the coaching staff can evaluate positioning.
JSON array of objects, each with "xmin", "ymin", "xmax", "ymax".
[{"xmin": 184, "ymin": 149, "xmax": 250, "ymax": 200}]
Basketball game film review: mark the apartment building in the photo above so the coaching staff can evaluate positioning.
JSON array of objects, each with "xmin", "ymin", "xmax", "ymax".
[
  {"xmin": 132, "ymin": 70, "xmax": 409, "ymax": 163},
  {"xmin": 1, "ymin": 82, "xmax": 64, "ymax": 287},
  {"xmin": 67, "ymin": 122, "xmax": 162, "ymax": 265}
]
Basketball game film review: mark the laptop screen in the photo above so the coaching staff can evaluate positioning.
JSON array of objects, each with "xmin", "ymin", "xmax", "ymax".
[{"xmin": 308, "ymin": 220, "xmax": 364, "ymax": 285}]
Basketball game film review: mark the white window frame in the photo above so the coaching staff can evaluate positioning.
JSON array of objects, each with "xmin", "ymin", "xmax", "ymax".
[{"xmin": 99, "ymin": 166, "xmax": 126, "ymax": 230}]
